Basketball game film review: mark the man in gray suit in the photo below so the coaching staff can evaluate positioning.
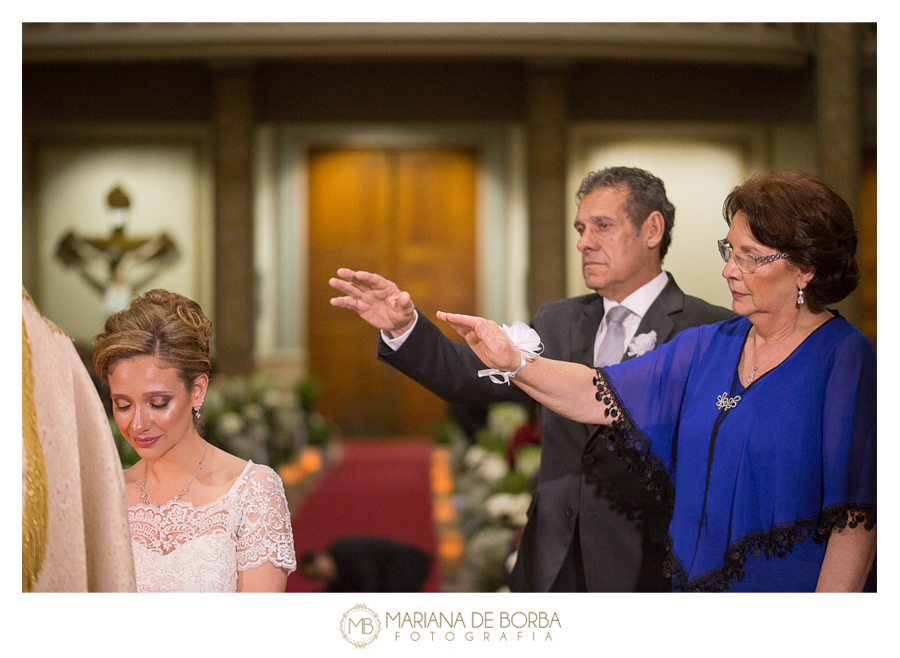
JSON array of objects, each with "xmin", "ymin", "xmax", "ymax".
[{"xmin": 330, "ymin": 167, "xmax": 733, "ymax": 592}]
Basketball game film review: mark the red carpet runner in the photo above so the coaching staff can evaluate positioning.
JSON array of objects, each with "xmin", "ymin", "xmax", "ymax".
[{"xmin": 285, "ymin": 439, "xmax": 439, "ymax": 592}]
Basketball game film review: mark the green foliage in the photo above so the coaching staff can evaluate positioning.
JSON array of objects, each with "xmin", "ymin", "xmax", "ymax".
[
  {"xmin": 474, "ymin": 427, "xmax": 506, "ymax": 454},
  {"xmin": 306, "ymin": 412, "xmax": 333, "ymax": 446},
  {"xmin": 295, "ymin": 376, "xmax": 321, "ymax": 415},
  {"xmin": 494, "ymin": 470, "xmax": 529, "ymax": 495},
  {"xmin": 512, "ymin": 444, "xmax": 542, "ymax": 480},
  {"xmin": 432, "ymin": 421, "xmax": 463, "ymax": 446}
]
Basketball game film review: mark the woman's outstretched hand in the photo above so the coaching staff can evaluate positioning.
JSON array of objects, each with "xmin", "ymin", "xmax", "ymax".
[
  {"xmin": 436, "ymin": 311, "xmax": 523, "ymax": 372},
  {"xmin": 438, "ymin": 311, "xmax": 610, "ymax": 426}
]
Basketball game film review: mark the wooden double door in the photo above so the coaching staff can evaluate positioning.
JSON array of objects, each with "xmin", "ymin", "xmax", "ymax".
[{"xmin": 307, "ymin": 148, "xmax": 478, "ymax": 436}]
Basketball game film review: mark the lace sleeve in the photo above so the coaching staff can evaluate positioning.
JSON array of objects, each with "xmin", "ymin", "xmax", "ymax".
[
  {"xmin": 593, "ymin": 367, "xmax": 675, "ymax": 506},
  {"xmin": 235, "ymin": 465, "xmax": 297, "ymax": 574}
]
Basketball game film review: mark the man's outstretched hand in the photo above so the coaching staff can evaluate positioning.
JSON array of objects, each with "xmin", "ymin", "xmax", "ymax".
[{"xmin": 329, "ymin": 268, "xmax": 417, "ymax": 338}]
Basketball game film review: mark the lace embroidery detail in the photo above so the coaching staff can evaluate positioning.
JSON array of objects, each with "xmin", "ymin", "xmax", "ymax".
[
  {"xmin": 592, "ymin": 368, "xmax": 675, "ymax": 506},
  {"xmin": 129, "ymin": 505, "xmax": 230, "ymax": 556},
  {"xmin": 235, "ymin": 468, "xmax": 297, "ymax": 572},
  {"xmin": 582, "ymin": 426, "xmax": 674, "ymax": 534},
  {"xmin": 664, "ymin": 505, "xmax": 877, "ymax": 592},
  {"xmin": 128, "ymin": 462, "xmax": 296, "ymax": 592},
  {"xmin": 592, "ymin": 368, "xmax": 876, "ymax": 592}
]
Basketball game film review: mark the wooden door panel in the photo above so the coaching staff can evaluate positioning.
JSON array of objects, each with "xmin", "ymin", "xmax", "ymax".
[
  {"xmin": 308, "ymin": 147, "xmax": 478, "ymax": 437},
  {"xmin": 308, "ymin": 150, "xmax": 392, "ymax": 249},
  {"xmin": 393, "ymin": 150, "xmax": 478, "ymax": 434},
  {"xmin": 308, "ymin": 150, "xmax": 393, "ymax": 434}
]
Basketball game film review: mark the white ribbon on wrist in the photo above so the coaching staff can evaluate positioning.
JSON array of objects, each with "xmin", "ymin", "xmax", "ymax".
[{"xmin": 478, "ymin": 321, "xmax": 543, "ymax": 385}]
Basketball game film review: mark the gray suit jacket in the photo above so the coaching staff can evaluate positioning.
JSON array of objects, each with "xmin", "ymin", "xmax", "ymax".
[{"xmin": 378, "ymin": 273, "xmax": 733, "ymax": 592}]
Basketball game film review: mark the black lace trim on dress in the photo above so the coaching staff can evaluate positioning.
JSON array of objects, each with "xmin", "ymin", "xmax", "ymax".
[
  {"xmin": 581, "ymin": 430, "xmax": 674, "ymax": 537},
  {"xmin": 664, "ymin": 504, "xmax": 877, "ymax": 592},
  {"xmin": 592, "ymin": 367, "xmax": 877, "ymax": 592},
  {"xmin": 592, "ymin": 368, "xmax": 675, "ymax": 508}
]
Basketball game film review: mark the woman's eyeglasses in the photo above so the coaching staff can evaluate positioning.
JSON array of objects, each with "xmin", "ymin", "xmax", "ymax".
[{"xmin": 718, "ymin": 239, "xmax": 789, "ymax": 274}]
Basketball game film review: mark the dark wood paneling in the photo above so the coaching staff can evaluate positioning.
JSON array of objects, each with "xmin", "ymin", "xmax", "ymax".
[
  {"xmin": 22, "ymin": 62, "xmax": 212, "ymax": 122},
  {"xmin": 255, "ymin": 61, "xmax": 527, "ymax": 122},
  {"xmin": 213, "ymin": 68, "xmax": 255, "ymax": 375},
  {"xmin": 23, "ymin": 59, "xmax": 816, "ymax": 125},
  {"xmin": 568, "ymin": 61, "xmax": 815, "ymax": 122}
]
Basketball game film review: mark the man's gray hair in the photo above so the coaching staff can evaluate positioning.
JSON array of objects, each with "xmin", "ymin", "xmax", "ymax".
[{"xmin": 577, "ymin": 166, "xmax": 676, "ymax": 261}]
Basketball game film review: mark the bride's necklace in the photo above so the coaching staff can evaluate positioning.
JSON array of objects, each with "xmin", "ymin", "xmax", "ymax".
[
  {"xmin": 746, "ymin": 323, "xmax": 802, "ymax": 384},
  {"xmin": 141, "ymin": 441, "xmax": 208, "ymax": 507}
]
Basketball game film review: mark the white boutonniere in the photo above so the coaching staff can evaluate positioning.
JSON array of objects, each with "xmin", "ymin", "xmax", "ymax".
[{"xmin": 627, "ymin": 331, "xmax": 657, "ymax": 357}]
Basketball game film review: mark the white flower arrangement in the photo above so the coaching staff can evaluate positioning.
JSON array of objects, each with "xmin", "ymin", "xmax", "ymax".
[
  {"xmin": 627, "ymin": 330, "xmax": 658, "ymax": 357},
  {"xmin": 464, "ymin": 526, "xmax": 516, "ymax": 590},
  {"xmin": 484, "ymin": 492, "xmax": 531, "ymax": 527},
  {"xmin": 448, "ymin": 401, "xmax": 543, "ymax": 591},
  {"xmin": 216, "ymin": 412, "xmax": 245, "ymax": 436},
  {"xmin": 463, "ymin": 444, "xmax": 489, "ymax": 469},
  {"xmin": 201, "ymin": 375, "xmax": 317, "ymax": 468},
  {"xmin": 513, "ymin": 445, "xmax": 541, "ymax": 480},
  {"xmin": 486, "ymin": 402, "xmax": 528, "ymax": 443},
  {"xmin": 260, "ymin": 388, "xmax": 297, "ymax": 409},
  {"xmin": 476, "ymin": 452, "xmax": 510, "ymax": 485}
]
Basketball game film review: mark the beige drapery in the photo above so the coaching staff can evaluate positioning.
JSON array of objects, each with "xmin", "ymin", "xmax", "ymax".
[{"xmin": 22, "ymin": 289, "xmax": 135, "ymax": 592}]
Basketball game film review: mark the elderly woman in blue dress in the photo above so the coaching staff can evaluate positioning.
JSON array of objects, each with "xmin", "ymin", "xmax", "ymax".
[{"xmin": 439, "ymin": 172, "xmax": 876, "ymax": 592}]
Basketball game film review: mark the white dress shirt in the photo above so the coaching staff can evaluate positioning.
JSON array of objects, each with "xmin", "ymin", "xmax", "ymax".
[
  {"xmin": 592, "ymin": 270, "xmax": 668, "ymax": 367},
  {"xmin": 381, "ymin": 312, "xmax": 420, "ymax": 351},
  {"xmin": 382, "ymin": 270, "xmax": 670, "ymax": 363}
]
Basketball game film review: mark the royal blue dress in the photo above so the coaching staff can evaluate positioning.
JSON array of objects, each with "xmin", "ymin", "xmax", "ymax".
[{"xmin": 597, "ymin": 314, "xmax": 876, "ymax": 591}]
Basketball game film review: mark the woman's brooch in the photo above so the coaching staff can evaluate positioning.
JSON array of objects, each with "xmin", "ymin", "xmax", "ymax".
[{"xmin": 716, "ymin": 392, "xmax": 741, "ymax": 410}]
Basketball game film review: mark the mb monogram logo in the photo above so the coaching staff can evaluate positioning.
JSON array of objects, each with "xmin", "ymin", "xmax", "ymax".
[{"xmin": 340, "ymin": 604, "xmax": 382, "ymax": 648}]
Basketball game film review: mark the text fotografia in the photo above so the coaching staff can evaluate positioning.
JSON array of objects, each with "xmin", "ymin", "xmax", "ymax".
[{"xmin": 386, "ymin": 611, "xmax": 561, "ymax": 642}]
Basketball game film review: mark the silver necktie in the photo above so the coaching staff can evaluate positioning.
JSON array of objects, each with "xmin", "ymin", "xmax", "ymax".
[{"xmin": 594, "ymin": 305, "xmax": 632, "ymax": 367}]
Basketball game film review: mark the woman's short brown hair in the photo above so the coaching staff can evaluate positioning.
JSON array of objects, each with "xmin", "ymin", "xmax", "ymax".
[
  {"xmin": 92, "ymin": 289, "xmax": 212, "ymax": 390},
  {"xmin": 723, "ymin": 171, "xmax": 859, "ymax": 313}
]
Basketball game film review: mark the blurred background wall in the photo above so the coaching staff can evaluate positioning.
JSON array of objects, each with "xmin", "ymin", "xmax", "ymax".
[{"xmin": 22, "ymin": 23, "xmax": 877, "ymax": 437}]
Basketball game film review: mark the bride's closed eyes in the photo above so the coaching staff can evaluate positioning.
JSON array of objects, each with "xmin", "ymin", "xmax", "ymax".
[{"xmin": 114, "ymin": 398, "xmax": 172, "ymax": 413}]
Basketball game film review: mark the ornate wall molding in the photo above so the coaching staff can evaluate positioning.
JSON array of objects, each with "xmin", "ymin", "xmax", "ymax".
[{"xmin": 23, "ymin": 22, "xmax": 814, "ymax": 67}]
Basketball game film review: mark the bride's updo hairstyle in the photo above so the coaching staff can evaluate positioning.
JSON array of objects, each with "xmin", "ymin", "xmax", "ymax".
[{"xmin": 92, "ymin": 289, "xmax": 213, "ymax": 395}]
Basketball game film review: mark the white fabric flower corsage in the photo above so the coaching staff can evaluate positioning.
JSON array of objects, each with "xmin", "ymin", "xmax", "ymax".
[
  {"xmin": 627, "ymin": 331, "xmax": 657, "ymax": 357},
  {"xmin": 478, "ymin": 321, "xmax": 543, "ymax": 385}
]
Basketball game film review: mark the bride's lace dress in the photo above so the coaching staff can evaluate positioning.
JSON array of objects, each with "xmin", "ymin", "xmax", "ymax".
[{"xmin": 129, "ymin": 462, "xmax": 296, "ymax": 592}]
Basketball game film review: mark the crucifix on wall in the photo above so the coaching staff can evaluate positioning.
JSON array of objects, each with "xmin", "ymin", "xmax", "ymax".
[{"xmin": 55, "ymin": 185, "xmax": 179, "ymax": 313}]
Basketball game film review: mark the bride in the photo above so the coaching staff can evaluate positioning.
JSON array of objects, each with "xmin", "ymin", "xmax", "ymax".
[{"xmin": 92, "ymin": 289, "xmax": 296, "ymax": 592}]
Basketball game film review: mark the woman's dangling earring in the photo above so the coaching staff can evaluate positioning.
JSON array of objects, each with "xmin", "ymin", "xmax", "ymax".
[
  {"xmin": 193, "ymin": 406, "xmax": 201, "ymax": 420},
  {"xmin": 797, "ymin": 287, "xmax": 805, "ymax": 306}
]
